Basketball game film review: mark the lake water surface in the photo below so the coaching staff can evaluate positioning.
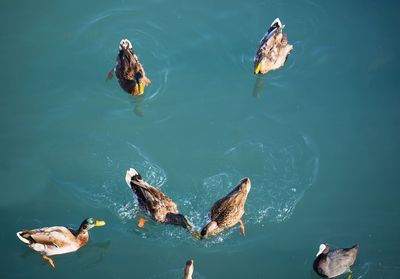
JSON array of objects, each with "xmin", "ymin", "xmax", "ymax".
[{"xmin": 1, "ymin": 0, "xmax": 399, "ymax": 278}]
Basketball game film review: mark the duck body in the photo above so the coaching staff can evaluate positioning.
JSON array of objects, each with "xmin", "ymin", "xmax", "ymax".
[
  {"xmin": 313, "ymin": 244, "xmax": 359, "ymax": 278},
  {"xmin": 254, "ymin": 18, "xmax": 293, "ymax": 74},
  {"xmin": 114, "ymin": 39, "xmax": 151, "ymax": 95},
  {"xmin": 200, "ymin": 177, "xmax": 251, "ymax": 238},
  {"xmin": 17, "ymin": 226, "xmax": 86, "ymax": 256},
  {"xmin": 16, "ymin": 218, "xmax": 105, "ymax": 268},
  {"xmin": 125, "ymin": 168, "xmax": 195, "ymax": 233}
]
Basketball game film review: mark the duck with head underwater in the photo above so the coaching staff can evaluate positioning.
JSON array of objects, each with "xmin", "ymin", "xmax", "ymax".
[
  {"xmin": 200, "ymin": 177, "xmax": 251, "ymax": 239},
  {"xmin": 16, "ymin": 218, "xmax": 105, "ymax": 268},
  {"xmin": 254, "ymin": 18, "xmax": 293, "ymax": 75},
  {"xmin": 125, "ymin": 168, "xmax": 201, "ymax": 239},
  {"xmin": 108, "ymin": 38, "xmax": 151, "ymax": 95}
]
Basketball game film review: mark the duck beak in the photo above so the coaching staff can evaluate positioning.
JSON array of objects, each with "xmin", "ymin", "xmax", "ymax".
[
  {"xmin": 254, "ymin": 62, "xmax": 262, "ymax": 74},
  {"xmin": 139, "ymin": 82, "xmax": 145, "ymax": 94},
  {"xmin": 95, "ymin": 220, "xmax": 106, "ymax": 227}
]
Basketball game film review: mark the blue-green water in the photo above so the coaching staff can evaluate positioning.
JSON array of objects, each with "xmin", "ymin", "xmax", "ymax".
[{"xmin": 1, "ymin": 0, "xmax": 399, "ymax": 278}]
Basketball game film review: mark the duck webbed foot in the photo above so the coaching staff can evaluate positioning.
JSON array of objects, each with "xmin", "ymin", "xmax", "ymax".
[
  {"xmin": 347, "ymin": 271, "xmax": 353, "ymax": 279},
  {"xmin": 138, "ymin": 216, "xmax": 148, "ymax": 228},
  {"xmin": 43, "ymin": 255, "xmax": 55, "ymax": 269},
  {"xmin": 239, "ymin": 219, "xmax": 245, "ymax": 237},
  {"xmin": 107, "ymin": 69, "xmax": 114, "ymax": 80}
]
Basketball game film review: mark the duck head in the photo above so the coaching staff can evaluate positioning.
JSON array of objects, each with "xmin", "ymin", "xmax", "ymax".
[
  {"xmin": 79, "ymin": 218, "xmax": 106, "ymax": 232},
  {"xmin": 316, "ymin": 243, "xmax": 330, "ymax": 257}
]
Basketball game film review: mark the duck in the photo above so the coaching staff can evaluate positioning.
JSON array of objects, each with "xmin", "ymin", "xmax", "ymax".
[
  {"xmin": 16, "ymin": 218, "xmax": 106, "ymax": 268},
  {"xmin": 200, "ymin": 177, "xmax": 251, "ymax": 239},
  {"xmin": 183, "ymin": 259, "xmax": 194, "ymax": 279},
  {"xmin": 107, "ymin": 39, "xmax": 151, "ymax": 95},
  {"xmin": 313, "ymin": 243, "xmax": 359, "ymax": 279},
  {"xmin": 125, "ymin": 168, "xmax": 200, "ymax": 239},
  {"xmin": 254, "ymin": 18, "xmax": 293, "ymax": 75}
]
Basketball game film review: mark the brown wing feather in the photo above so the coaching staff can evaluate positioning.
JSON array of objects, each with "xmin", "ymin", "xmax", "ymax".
[
  {"xmin": 24, "ymin": 226, "xmax": 75, "ymax": 248},
  {"xmin": 131, "ymin": 179, "xmax": 178, "ymax": 222}
]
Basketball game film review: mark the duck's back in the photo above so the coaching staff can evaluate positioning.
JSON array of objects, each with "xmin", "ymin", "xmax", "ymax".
[{"xmin": 314, "ymin": 245, "xmax": 359, "ymax": 278}]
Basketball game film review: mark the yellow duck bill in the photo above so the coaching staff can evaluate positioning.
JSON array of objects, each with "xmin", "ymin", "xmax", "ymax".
[{"xmin": 95, "ymin": 220, "xmax": 106, "ymax": 227}]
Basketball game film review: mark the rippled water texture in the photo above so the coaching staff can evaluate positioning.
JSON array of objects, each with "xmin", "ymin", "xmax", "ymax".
[{"xmin": 1, "ymin": 0, "xmax": 400, "ymax": 278}]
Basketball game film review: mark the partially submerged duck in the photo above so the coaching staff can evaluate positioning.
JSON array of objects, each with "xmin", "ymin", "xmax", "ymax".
[
  {"xmin": 200, "ymin": 177, "xmax": 251, "ymax": 239},
  {"xmin": 254, "ymin": 18, "xmax": 293, "ymax": 74},
  {"xmin": 16, "ymin": 218, "xmax": 106, "ymax": 268},
  {"xmin": 108, "ymin": 39, "xmax": 151, "ymax": 95},
  {"xmin": 313, "ymin": 243, "xmax": 359, "ymax": 279},
  {"xmin": 183, "ymin": 259, "xmax": 194, "ymax": 279},
  {"xmin": 125, "ymin": 168, "xmax": 200, "ymax": 238}
]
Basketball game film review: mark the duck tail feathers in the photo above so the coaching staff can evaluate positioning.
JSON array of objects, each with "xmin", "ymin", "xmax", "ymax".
[
  {"xmin": 271, "ymin": 18, "xmax": 282, "ymax": 27},
  {"xmin": 16, "ymin": 231, "xmax": 31, "ymax": 244},
  {"xmin": 125, "ymin": 168, "xmax": 142, "ymax": 188},
  {"xmin": 119, "ymin": 38, "xmax": 133, "ymax": 51}
]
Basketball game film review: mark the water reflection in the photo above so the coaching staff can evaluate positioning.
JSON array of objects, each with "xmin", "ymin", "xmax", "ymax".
[{"xmin": 252, "ymin": 76, "xmax": 265, "ymax": 97}]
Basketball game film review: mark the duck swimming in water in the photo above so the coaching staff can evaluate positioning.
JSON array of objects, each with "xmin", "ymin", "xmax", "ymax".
[
  {"xmin": 125, "ymin": 168, "xmax": 200, "ymax": 238},
  {"xmin": 254, "ymin": 18, "xmax": 293, "ymax": 75},
  {"xmin": 313, "ymin": 243, "xmax": 359, "ymax": 279},
  {"xmin": 108, "ymin": 39, "xmax": 151, "ymax": 95},
  {"xmin": 16, "ymin": 218, "xmax": 106, "ymax": 268},
  {"xmin": 200, "ymin": 177, "xmax": 251, "ymax": 239}
]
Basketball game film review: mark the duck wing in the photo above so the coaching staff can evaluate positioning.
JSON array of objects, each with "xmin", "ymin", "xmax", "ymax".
[
  {"xmin": 127, "ymin": 171, "xmax": 179, "ymax": 221},
  {"xmin": 319, "ymin": 245, "xmax": 359, "ymax": 277},
  {"xmin": 210, "ymin": 190, "xmax": 243, "ymax": 225},
  {"xmin": 116, "ymin": 48, "xmax": 140, "ymax": 81},
  {"xmin": 18, "ymin": 226, "xmax": 75, "ymax": 248},
  {"xmin": 260, "ymin": 18, "xmax": 282, "ymax": 44}
]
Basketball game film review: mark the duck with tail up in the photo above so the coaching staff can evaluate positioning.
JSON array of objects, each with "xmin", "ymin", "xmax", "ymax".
[
  {"xmin": 313, "ymin": 243, "xmax": 359, "ymax": 279},
  {"xmin": 16, "ymin": 218, "xmax": 105, "ymax": 269},
  {"xmin": 125, "ymin": 168, "xmax": 201, "ymax": 239},
  {"xmin": 183, "ymin": 259, "xmax": 194, "ymax": 279},
  {"xmin": 108, "ymin": 39, "xmax": 151, "ymax": 95},
  {"xmin": 254, "ymin": 18, "xmax": 293, "ymax": 75},
  {"xmin": 200, "ymin": 177, "xmax": 251, "ymax": 239}
]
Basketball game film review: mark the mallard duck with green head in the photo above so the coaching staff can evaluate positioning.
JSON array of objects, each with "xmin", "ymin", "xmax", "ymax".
[
  {"xmin": 200, "ymin": 177, "xmax": 251, "ymax": 239},
  {"xmin": 108, "ymin": 39, "xmax": 151, "ymax": 95},
  {"xmin": 16, "ymin": 218, "xmax": 105, "ymax": 268},
  {"xmin": 254, "ymin": 18, "xmax": 293, "ymax": 75},
  {"xmin": 125, "ymin": 168, "xmax": 200, "ymax": 239}
]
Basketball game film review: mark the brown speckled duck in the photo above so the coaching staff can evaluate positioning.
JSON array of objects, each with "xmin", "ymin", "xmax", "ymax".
[
  {"xmin": 254, "ymin": 18, "xmax": 293, "ymax": 75},
  {"xmin": 125, "ymin": 168, "xmax": 200, "ymax": 238},
  {"xmin": 313, "ymin": 244, "xmax": 359, "ymax": 279},
  {"xmin": 108, "ymin": 39, "xmax": 151, "ymax": 95},
  {"xmin": 16, "ymin": 218, "xmax": 105, "ymax": 268},
  {"xmin": 200, "ymin": 177, "xmax": 251, "ymax": 239}
]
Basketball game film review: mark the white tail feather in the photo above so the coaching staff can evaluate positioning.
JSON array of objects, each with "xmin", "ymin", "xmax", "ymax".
[
  {"xmin": 125, "ymin": 168, "xmax": 139, "ymax": 187},
  {"xmin": 16, "ymin": 231, "xmax": 30, "ymax": 244},
  {"xmin": 119, "ymin": 38, "xmax": 133, "ymax": 50},
  {"xmin": 271, "ymin": 18, "xmax": 282, "ymax": 27}
]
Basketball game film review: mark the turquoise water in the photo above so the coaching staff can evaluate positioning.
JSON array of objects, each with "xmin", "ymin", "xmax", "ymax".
[{"xmin": 1, "ymin": 0, "xmax": 399, "ymax": 278}]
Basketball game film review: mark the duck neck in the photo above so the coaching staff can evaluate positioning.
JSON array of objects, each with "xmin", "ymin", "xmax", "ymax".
[{"xmin": 74, "ymin": 228, "xmax": 90, "ymax": 247}]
